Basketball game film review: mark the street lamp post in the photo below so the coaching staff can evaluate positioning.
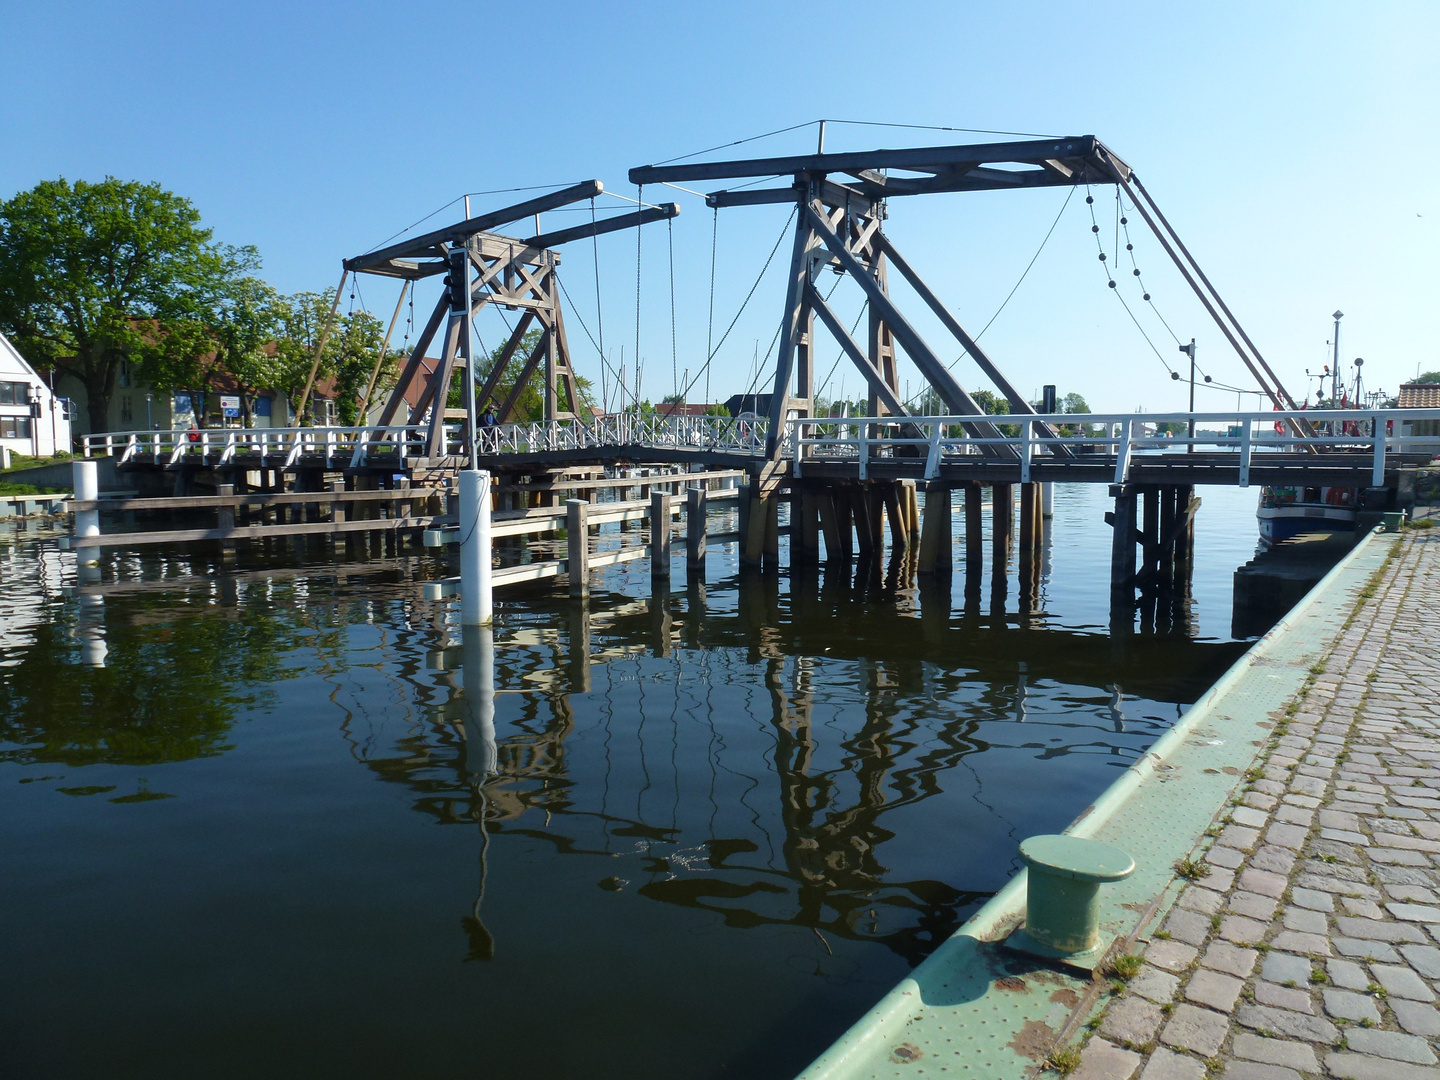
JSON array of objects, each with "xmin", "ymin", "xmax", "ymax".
[{"xmin": 1179, "ymin": 338, "xmax": 1197, "ymax": 452}]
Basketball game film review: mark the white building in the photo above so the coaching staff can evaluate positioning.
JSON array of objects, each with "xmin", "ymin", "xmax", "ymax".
[{"xmin": 0, "ymin": 331, "xmax": 73, "ymax": 458}]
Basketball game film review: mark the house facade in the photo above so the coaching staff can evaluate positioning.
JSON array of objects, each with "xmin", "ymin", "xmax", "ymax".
[{"xmin": 0, "ymin": 332, "xmax": 73, "ymax": 457}]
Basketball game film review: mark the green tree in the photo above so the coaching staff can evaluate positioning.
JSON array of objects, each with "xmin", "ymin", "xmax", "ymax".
[
  {"xmin": 1062, "ymin": 392, "xmax": 1091, "ymax": 414},
  {"xmin": 971, "ymin": 389, "xmax": 1011, "ymax": 416},
  {"xmin": 0, "ymin": 177, "xmax": 228, "ymax": 433},
  {"xmin": 1415, "ymin": 371, "xmax": 1440, "ymax": 385},
  {"xmin": 137, "ymin": 245, "xmax": 285, "ymax": 427}
]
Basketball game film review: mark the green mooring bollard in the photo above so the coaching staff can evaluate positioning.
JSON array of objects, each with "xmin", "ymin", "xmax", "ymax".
[{"xmin": 1007, "ymin": 834, "xmax": 1135, "ymax": 970}]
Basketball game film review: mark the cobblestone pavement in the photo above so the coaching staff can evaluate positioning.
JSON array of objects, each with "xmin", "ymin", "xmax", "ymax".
[{"xmin": 1069, "ymin": 530, "xmax": 1440, "ymax": 1080}]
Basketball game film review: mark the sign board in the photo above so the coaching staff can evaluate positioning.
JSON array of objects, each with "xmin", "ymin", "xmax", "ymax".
[{"xmin": 220, "ymin": 395, "xmax": 241, "ymax": 418}]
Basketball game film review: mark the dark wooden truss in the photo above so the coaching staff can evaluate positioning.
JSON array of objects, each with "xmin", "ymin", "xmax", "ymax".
[
  {"xmin": 346, "ymin": 180, "xmax": 678, "ymax": 459},
  {"xmin": 631, "ymin": 135, "xmax": 1305, "ymax": 460}
]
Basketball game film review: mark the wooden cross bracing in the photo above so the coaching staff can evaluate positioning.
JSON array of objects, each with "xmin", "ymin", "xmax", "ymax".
[
  {"xmin": 345, "ymin": 180, "xmax": 678, "ymax": 461},
  {"xmin": 630, "ymin": 134, "xmax": 1309, "ymax": 461}
]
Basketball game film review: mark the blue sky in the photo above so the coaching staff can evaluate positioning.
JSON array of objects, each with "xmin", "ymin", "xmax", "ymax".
[{"xmin": 2, "ymin": 0, "xmax": 1436, "ymax": 413}]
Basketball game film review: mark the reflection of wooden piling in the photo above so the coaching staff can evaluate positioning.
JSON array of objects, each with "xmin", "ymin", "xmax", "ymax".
[
  {"xmin": 566, "ymin": 600, "xmax": 591, "ymax": 693},
  {"xmin": 917, "ymin": 483, "xmax": 951, "ymax": 574},
  {"xmin": 686, "ymin": 486, "xmax": 707, "ymax": 576}
]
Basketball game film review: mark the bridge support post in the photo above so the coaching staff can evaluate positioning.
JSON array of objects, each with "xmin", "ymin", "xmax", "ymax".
[
  {"xmin": 964, "ymin": 482, "xmax": 983, "ymax": 575},
  {"xmin": 686, "ymin": 486, "xmax": 707, "ymax": 577},
  {"xmin": 459, "ymin": 470, "xmax": 493, "ymax": 626},
  {"xmin": 651, "ymin": 490, "xmax": 671, "ymax": 579},
  {"xmin": 794, "ymin": 489, "xmax": 820, "ymax": 565},
  {"xmin": 763, "ymin": 493, "xmax": 779, "ymax": 571},
  {"xmin": 992, "ymin": 482, "xmax": 1014, "ymax": 553},
  {"xmin": 885, "ymin": 482, "xmax": 909, "ymax": 550},
  {"xmin": 816, "ymin": 490, "xmax": 841, "ymax": 562},
  {"xmin": 917, "ymin": 483, "xmax": 951, "ymax": 575},
  {"xmin": 567, "ymin": 498, "xmax": 589, "ymax": 597},
  {"xmin": 836, "ymin": 489, "xmax": 854, "ymax": 561},
  {"xmin": 1109, "ymin": 485, "xmax": 1137, "ymax": 628},
  {"xmin": 1020, "ymin": 481, "xmax": 1038, "ymax": 552}
]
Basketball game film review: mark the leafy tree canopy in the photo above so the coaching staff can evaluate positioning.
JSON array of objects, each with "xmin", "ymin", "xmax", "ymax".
[{"xmin": 0, "ymin": 177, "xmax": 230, "ymax": 433}]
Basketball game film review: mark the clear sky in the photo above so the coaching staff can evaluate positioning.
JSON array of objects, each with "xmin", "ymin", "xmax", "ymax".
[{"xmin": 2, "ymin": 0, "xmax": 1436, "ymax": 414}]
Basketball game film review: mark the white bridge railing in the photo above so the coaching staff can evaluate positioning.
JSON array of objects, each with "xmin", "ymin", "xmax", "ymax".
[
  {"xmin": 78, "ymin": 408, "xmax": 1440, "ymax": 486},
  {"xmin": 81, "ymin": 413, "xmax": 773, "ymax": 467},
  {"xmin": 791, "ymin": 408, "xmax": 1440, "ymax": 488}
]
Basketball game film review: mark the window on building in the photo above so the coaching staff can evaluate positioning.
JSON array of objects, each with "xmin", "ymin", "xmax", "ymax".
[
  {"xmin": 119, "ymin": 359, "xmax": 131, "ymax": 388},
  {"xmin": 0, "ymin": 381, "xmax": 27, "ymax": 406},
  {"xmin": 120, "ymin": 395, "xmax": 134, "ymax": 425},
  {"xmin": 0, "ymin": 416, "xmax": 32, "ymax": 439}
]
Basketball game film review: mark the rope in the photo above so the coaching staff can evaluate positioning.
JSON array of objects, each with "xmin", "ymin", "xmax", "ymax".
[{"xmin": 946, "ymin": 184, "xmax": 1076, "ymax": 370}]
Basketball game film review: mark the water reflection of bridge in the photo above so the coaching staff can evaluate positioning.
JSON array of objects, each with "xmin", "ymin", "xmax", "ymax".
[
  {"xmin": 360, "ymin": 573, "xmax": 1242, "ymax": 964},
  {"xmin": 34, "ymin": 542, "xmax": 1242, "ymax": 965}
]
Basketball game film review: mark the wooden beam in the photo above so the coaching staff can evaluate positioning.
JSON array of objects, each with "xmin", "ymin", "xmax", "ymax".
[
  {"xmin": 294, "ymin": 268, "xmax": 348, "ymax": 421},
  {"xmin": 524, "ymin": 203, "xmax": 679, "ymax": 249},
  {"xmin": 378, "ymin": 291, "xmax": 448, "ymax": 426},
  {"xmin": 345, "ymin": 180, "xmax": 604, "ymax": 272},
  {"xmin": 630, "ymin": 136, "xmax": 1114, "ymax": 186},
  {"xmin": 803, "ymin": 201, "xmax": 1013, "ymax": 452},
  {"xmin": 806, "ymin": 284, "xmax": 911, "ymax": 419}
]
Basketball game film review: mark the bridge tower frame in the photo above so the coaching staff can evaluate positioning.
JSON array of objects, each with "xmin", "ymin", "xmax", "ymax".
[{"xmin": 344, "ymin": 181, "xmax": 677, "ymax": 461}]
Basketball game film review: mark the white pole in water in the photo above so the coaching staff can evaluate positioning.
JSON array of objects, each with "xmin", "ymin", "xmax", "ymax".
[
  {"xmin": 459, "ymin": 469, "xmax": 493, "ymax": 626},
  {"xmin": 72, "ymin": 459, "xmax": 100, "ymax": 565},
  {"xmin": 1041, "ymin": 481, "xmax": 1054, "ymax": 519}
]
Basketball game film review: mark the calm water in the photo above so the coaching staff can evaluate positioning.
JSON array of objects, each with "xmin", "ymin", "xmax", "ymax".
[{"xmin": 1, "ymin": 484, "xmax": 1262, "ymax": 1079}]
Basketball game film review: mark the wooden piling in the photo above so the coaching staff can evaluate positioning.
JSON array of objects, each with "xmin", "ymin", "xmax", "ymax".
[
  {"xmin": 1110, "ymin": 486, "xmax": 1137, "ymax": 594},
  {"xmin": 1019, "ymin": 481, "xmax": 1037, "ymax": 551},
  {"xmin": 964, "ymin": 482, "xmax": 984, "ymax": 569},
  {"xmin": 884, "ymin": 483, "xmax": 908, "ymax": 550},
  {"xmin": 992, "ymin": 482, "xmax": 1014, "ymax": 552},
  {"xmin": 917, "ymin": 483, "xmax": 952, "ymax": 574},
  {"xmin": 651, "ymin": 490, "xmax": 671, "ymax": 579},
  {"xmin": 794, "ymin": 489, "xmax": 818, "ymax": 564},
  {"xmin": 817, "ymin": 490, "xmax": 842, "ymax": 562},
  {"xmin": 567, "ymin": 498, "xmax": 589, "ymax": 597},
  {"xmin": 216, "ymin": 484, "xmax": 236, "ymax": 560},
  {"xmin": 686, "ymin": 486, "xmax": 707, "ymax": 576},
  {"xmin": 836, "ymin": 490, "xmax": 855, "ymax": 560},
  {"xmin": 763, "ymin": 494, "xmax": 779, "ymax": 570}
]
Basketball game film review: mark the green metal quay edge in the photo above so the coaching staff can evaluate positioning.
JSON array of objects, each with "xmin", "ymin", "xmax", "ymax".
[{"xmin": 796, "ymin": 526, "xmax": 1391, "ymax": 1080}]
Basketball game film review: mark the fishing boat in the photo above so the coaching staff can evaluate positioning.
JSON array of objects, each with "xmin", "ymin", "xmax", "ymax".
[{"xmin": 1256, "ymin": 484, "xmax": 1357, "ymax": 547}]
